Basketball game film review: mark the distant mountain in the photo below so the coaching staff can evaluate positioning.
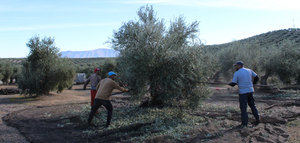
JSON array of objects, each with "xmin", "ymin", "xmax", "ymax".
[{"xmin": 60, "ymin": 48, "xmax": 118, "ymax": 58}]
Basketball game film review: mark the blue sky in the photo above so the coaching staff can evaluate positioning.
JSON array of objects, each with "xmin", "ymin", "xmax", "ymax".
[{"xmin": 0, "ymin": 0, "xmax": 299, "ymax": 58}]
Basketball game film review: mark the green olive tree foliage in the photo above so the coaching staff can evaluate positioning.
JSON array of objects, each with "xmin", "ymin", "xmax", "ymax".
[
  {"xmin": 0, "ymin": 73, "xmax": 3, "ymax": 82},
  {"xmin": 18, "ymin": 36, "xmax": 75, "ymax": 96},
  {"xmin": 208, "ymin": 39, "xmax": 300, "ymax": 85},
  {"xmin": 215, "ymin": 41, "xmax": 262, "ymax": 80},
  {"xmin": 260, "ymin": 40, "xmax": 300, "ymax": 84},
  {"xmin": 11, "ymin": 65, "xmax": 21, "ymax": 83},
  {"xmin": 100, "ymin": 59, "xmax": 116, "ymax": 78},
  {"xmin": 0, "ymin": 62, "xmax": 13, "ymax": 84},
  {"xmin": 111, "ymin": 6, "xmax": 210, "ymax": 108}
]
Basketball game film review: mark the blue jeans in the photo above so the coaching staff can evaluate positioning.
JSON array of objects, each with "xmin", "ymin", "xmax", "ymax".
[{"xmin": 239, "ymin": 92, "xmax": 259, "ymax": 126}]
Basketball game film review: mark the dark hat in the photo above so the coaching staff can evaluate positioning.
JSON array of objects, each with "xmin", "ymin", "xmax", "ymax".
[{"xmin": 234, "ymin": 61, "xmax": 244, "ymax": 66}]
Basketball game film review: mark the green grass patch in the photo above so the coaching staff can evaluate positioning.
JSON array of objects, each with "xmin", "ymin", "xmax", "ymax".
[{"xmin": 78, "ymin": 104, "xmax": 207, "ymax": 142}]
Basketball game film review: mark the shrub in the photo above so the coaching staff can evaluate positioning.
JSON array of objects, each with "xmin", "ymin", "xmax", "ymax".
[
  {"xmin": 209, "ymin": 38, "xmax": 299, "ymax": 85},
  {"xmin": 18, "ymin": 36, "xmax": 75, "ymax": 96},
  {"xmin": 214, "ymin": 41, "xmax": 262, "ymax": 80},
  {"xmin": 0, "ymin": 62, "xmax": 13, "ymax": 84},
  {"xmin": 111, "ymin": 6, "xmax": 209, "ymax": 108},
  {"xmin": 55, "ymin": 59, "xmax": 76, "ymax": 92},
  {"xmin": 0, "ymin": 73, "xmax": 3, "ymax": 82},
  {"xmin": 260, "ymin": 40, "xmax": 300, "ymax": 84},
  {"xmin": 100, "ymin": 59, "xmax": 116, "ymax": 78},
  {"xmin": 10, "ymin": 65, "xmax": 22, "ymax": 83}
]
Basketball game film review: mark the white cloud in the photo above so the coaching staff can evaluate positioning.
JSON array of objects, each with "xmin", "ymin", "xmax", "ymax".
[
  {"xmin": 122, "ymin": 0, "xmax": 171, "ymax": 4},
  {"xmin": 121, "ymin": 0, "xmax": 300, "ymax": 11},
  {"xmin": 0, "ymin": 22, "xmax": 118, "ymax": 32}
]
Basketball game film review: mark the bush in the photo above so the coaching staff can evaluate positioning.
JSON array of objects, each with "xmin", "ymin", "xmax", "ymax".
[
  {"xmin": 78, "ymin": 66, "xmax": 95, "ymax": 78},
  {"xmin": 208, "ymin": 38, "xmax": 299, "ymax": 85},
  {"xmin": 213, "ymin": 41, "xmax": 262, "ymax": 80},
  {"xmin": 55, "ymin": 59, "xmax": 76, "ymax": 92},
  {"xmin": 0, "ymin": 73, "xmax": 3, "ymax": 82},
  {"xmin": 111, "ymin": 6, "xmax": 209, "ymax": 108},
  {"xmin": 18, "ymin": 36, "xmax": 75, "ymax": 96},
  {"xmin": 10, "ymin": 65, "xmax": 21, "ymax": 83},
  {"xmin": 259, "ymin": 40, "xmax": 300, "ymax": 84},
  {"xmin": 100, "ymin": 59, "xmax": 116, "ymax": 78},
  {"xmin": 0, "ymin": 62, "xmax": 13, "ymax": 84}
]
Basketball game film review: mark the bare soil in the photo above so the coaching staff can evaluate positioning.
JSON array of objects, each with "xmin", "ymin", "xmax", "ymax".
[{"xmin": 1, "ymin": 85, "xmax": 299, "ymax": 143}]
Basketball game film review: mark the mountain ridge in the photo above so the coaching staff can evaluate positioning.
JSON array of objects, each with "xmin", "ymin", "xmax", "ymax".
[{"xmin": 60, "ymin": 48, "xmax": 118, "ymax": 58}]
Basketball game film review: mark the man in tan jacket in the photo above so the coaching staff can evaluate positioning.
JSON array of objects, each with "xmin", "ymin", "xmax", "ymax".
[{"xmin": 87, "ymin": 71, "xmax": 128, "ymax": 127}]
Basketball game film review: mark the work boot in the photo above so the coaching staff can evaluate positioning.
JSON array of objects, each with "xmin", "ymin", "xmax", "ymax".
[
  {"xmin": 253, "ymin": 120, "xmax": 260, "ymax": 126},
  {"xmin": 238, "ymin": 124, "xmax": 247, "ymax": 129},
  {"xmin": 87, "ymin": 122, "xmax": 97, "ymax": 128}
]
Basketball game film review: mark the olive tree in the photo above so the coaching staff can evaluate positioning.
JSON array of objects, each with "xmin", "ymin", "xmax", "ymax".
[
  {"xmin": 112, "ymin": 6, "xmax": 209, "ymax": 108},
  {"xmin": 212, "ymin": 39, "xmax": 299, "ymax": 85},
  {"xmin": 100, "ymin": 59, "xmax": 116, "ymax": 78},
  {"xmin": 0, "ymin": 63, "xmax": 13, "ymax": 84},
  {"xmin": 18, "ymin": 36, "xmax": 75, "ymax": 96},
  {"xmin": 214, "ymin": 41, "xmax": 262, "ymax": 81},
  {"xmin": 261, "ymin": 40, "xmax": 300, "ymax": 84},
  {"xmin": 10, "ymin": 65, "xmax": 21, "ymax": 83}
]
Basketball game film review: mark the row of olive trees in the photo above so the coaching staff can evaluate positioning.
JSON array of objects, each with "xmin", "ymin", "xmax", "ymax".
[
  {"xmin": 74, "ymin": 59, "xmax": 116, "ymax": 78},
  {"xmin": 207, "ymin": 39, "xmax": 300, "ymax": 85},
  {"xmin": 112, "ymin": 6, "xmax": 211, "ymax": 108},
  {"xmin": 18, "ymin": 36, "xmax": 76, "ymax": 96}
]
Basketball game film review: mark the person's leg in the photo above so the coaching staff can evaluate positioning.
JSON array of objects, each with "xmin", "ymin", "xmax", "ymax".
[
  {"xmin": 88, "ymin": 99, "xmax": 102, "ymax": 124},
  {"xmin": 247, "ymin": 92, "xmax": 260, "ymax": 123},
  {"xmin": 91, "ymin": 90, "xmax": 100, "ymax": 113},
  {"xmin": 90, "ymin": 90, "xmax": 97, "ymax": 106},
  {"xmin": 101, "ymin": 100, "xmax": 113, "ymax": 127},
  {"xmin": 90, "ymin": 90, "xmax": 94, "ymax": 106},
  {"xmin": 239, "ymin": 94, "xmax": 248, "ymax": 126}
]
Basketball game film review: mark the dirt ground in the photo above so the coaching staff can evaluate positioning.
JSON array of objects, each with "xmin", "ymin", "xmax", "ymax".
[{"xmin": 1, "ymin": 85, "xmax": 299, "ymax": 143}]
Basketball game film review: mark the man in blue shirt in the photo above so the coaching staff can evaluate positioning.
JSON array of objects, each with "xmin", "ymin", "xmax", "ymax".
[{"xmin": 228, "ymin": 61, "xmax": 260, "ymax": 128}]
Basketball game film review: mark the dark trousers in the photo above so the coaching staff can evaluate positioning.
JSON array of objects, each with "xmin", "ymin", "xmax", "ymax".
[
  {"xmin": 239, "ymin": 92, "xmax": 259, "ymax": 126},
  {"xmin": 88, "ymin": 99, "xmax": 113, "ymax": 126}
]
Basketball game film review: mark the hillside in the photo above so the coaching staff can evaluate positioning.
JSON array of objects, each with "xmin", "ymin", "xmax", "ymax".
[
  {"xmin": 206, "ymin": 28, "xmax": 300, "ymax": 49},
  {"xmin": 60, "ymin": 48, "xmax": 118, "ymax": 58}
]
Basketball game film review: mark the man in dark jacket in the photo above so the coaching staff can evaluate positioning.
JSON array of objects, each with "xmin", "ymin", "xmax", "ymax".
[
  {"xmin": 228, "ymin": 61, "xmax": 260, "ymax": 128},
  {"xmin": 84, "ymin": 68, "xmax": 101, "ymax": 107}
]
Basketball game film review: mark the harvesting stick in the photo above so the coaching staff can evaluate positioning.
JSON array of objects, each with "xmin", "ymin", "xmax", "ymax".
[
  {"xmin": 197, "ymin": 82, "xmax": 275, "ymax": 87},
  {"xmin": 111, "ymin": 92, "xmax": 124, "ymax": 96},
  {"xmin": 111, "ymin": 89, "xmax": 132, "ymax": 96}
]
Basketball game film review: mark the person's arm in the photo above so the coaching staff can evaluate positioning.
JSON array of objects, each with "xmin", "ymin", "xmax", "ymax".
[
  {"xmin": 251, "ymin": 70, "xmax": 259, "ymax": 84},
  {"xmin": 97, "ymin": 75, "xmax": 102, "ymax": 82},
  {"xmin": 228, "ymin": 72, "xmax": 238, "ymax": 87},
  {"xmin": 96, "ymin": 81, "xmax": 101, "ymax": 91},
  {"xmin": 83, "ymin": 78, "xmax": 90, "ymax": 90},
  {"xmin": 228, "ymin": 82, "xmax": 237, "ymax": 87},
  {"xmin": 113, "ymin": 81, "xmax": 129, "ymax": 92},
  {"xmin": 253, "ymin": 76, "xmax": 259, "ymax": 84}
]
